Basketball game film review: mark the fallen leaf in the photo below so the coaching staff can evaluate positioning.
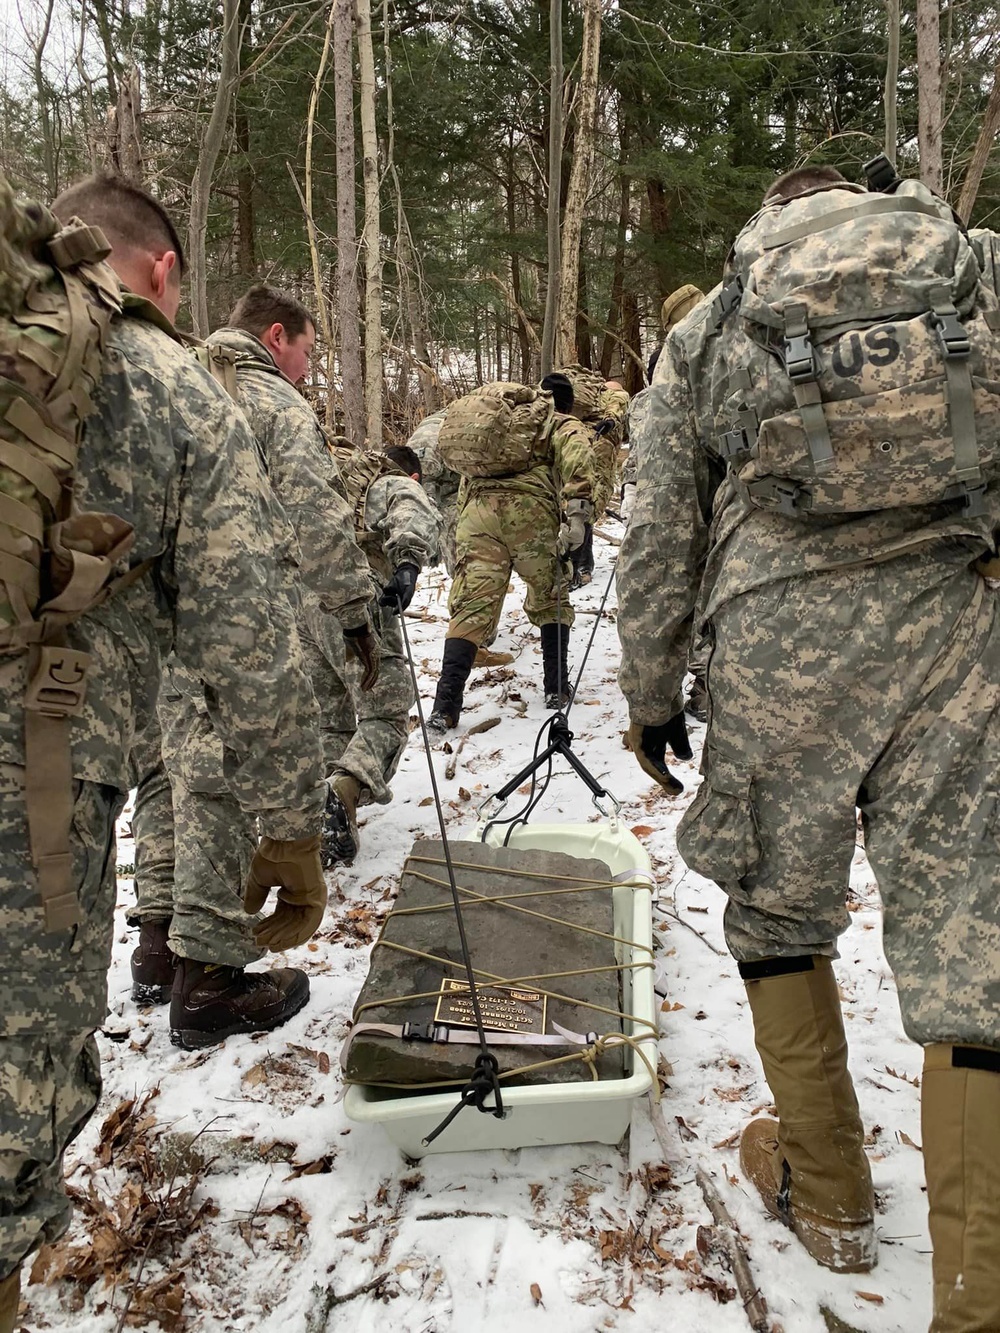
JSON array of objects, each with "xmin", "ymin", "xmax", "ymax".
[
  {"xmin": 630, "ymin": 824, "xmax": 654, "ymax": 837},
  {"xmin": 660, "ymin": 1000, "xmax": 685, "ymax": 1012},
  {"xmin": 898, "ymin": 1130, "xmax": 922, "ymax": 1150},
  {"xmin": 530, "ymin": 1282, "xmax": 543, "ymax": 1307},
  {"xmin": 419, "ymin": 796, "xmax": 434, "ymax": 807},
  {"xmin": 856, "ymin": 1291, "xmax": 884, "ymax": 1304},
  {"xmin": 458, "ymin": 787, "xmax": 472, "ymax": 801}
]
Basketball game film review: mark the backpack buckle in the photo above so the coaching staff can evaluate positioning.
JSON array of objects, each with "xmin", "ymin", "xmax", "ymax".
[
  {"xmin": 772, "ymin": 480, "xmax": 805, "ymax": 515},
  {"xmin": 932, "ymin": 308, "xmax": 970, "ymax": 359},
  {"xmin": 784, "ymin": 333, "xmax": 816, "ymax": 383},
  {"xmin": 401, "ymin": 1021, "xmax": 448, "ymax": 1044},
  {"xmin": 718, "ymin": 407, "xmax": 759, "ymax": 459},
  {"xmin": 25, "ymin": 646, "xmax": 91, "ymax": 718}
]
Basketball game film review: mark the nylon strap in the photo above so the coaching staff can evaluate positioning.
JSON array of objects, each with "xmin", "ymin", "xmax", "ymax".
[
  {"xmin": 0, "ymin": 549, "xmax": 40, "ymax": 595},
  {"xmin": 5, "ymin": 395, "xmax": 76, "ymax": 466},
  {"xmin": 47, "ymin": 222, "xmax": 111, "ymax": 270},
  {"xmin": 783, "ymin": 303, "xmax": 834, "ymax": 472},
  {"xmin": 0, "ymin": 491, "xmax": 45, "ymax": 541},
  {"xmin": 929, "ymin": 286, "xmax": 981, "ymax": 488},
  {"xmin": 763, "ymin": 195, "xmax": 946, "ymax": 250},
  {"xmin": 24, "ymin": 643, "xmax": 91, "ymax": 932}
]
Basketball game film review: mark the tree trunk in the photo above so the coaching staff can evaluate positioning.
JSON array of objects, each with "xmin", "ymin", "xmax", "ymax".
[
  {"xmin": 600, "ymin": 114, "xmax": 630, "ymax": 378},
  {"xmin": 304, "ymin": 1, "xmax": 337, "ymax": 429},
  {"xmin": 916, "ymin": 0, "xmax": 943, "ymax": 193},
  {"xmin": 576, "ymin": 255, "xmax": 592, "ymax": 369},
  {"xmin": 188, "ymin": 0, "xmax": 240, "ymax": 338},
  {"xmin": 29, "ymin": 0, "xmax": 57, "ymax": 196},
  {"xmin": 883, "ymin": 0, "xmax": 900, "ymax": 163},
  {"xmin": 106, "ymin": 63, "xmax": 143, "ymax": 182},
  {"xmin": 333, "ymin": 0, "xmax": 364, "ymax": 445},
  {"xmin": 357, "ymin": 0, "xmax": 383, "ymax": 446},
  {"xmin": 956, "ymin": 55, "xmax": 1000, "ymax": 223},
  {"xmin": 506, "ymin": 128, "xmax": 532, "ymax": 382},
  {"xmin": 620, "ymin": 287, "xmax": 642, "ymax": 396},
  {"xmin": 235, "ymin": 0, "xmax": 256, "ymax": 278},
  {"xmin": 556, "ymin": 0, "xmax": 601, "ymax": 366},
  {"xmin": 540, "ymin": 0, "xmax": 563, "ymax": 378}
]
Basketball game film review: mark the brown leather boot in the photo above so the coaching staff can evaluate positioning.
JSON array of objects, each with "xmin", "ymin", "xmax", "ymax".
[
  {"xmin": 169, "ymin": 958, "xmax": 309, "ymax": 1050},
  {"xmin": 740, "ymin": 955, "xmax": 877, "ymax": 1274},
  {"xmin": 922, "ymin": 1044, "xmax": 1000, "ymax": 1332},
  {"xmin": 130, "ymin": 917, "xmax": 176, "ymax": 1005},
  {"xmin": 0, "ymin": 1266, "xmax": 20, "ymax": 1333}
]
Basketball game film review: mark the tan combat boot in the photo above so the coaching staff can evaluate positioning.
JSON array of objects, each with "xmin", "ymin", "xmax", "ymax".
[
  {"xmin": 474, "ymin": 647, "xmax": 514, "ymax": 667},
  {"xmin": 0, "ymin": 1265, "xmax": 20, "ymax": 1333},
  {"xmin": 739, "ymin": 955, "xmax": 877, "ymax": 1273},
  {"xmin": 922, "ymin": 1044, "xmax": 1000, "ymax": 1333}
]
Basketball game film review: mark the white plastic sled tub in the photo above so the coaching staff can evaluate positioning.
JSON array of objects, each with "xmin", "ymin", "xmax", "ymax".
[{"xmin": 342, "ymin": 819, "xmax": 657, "ymax": 1157}]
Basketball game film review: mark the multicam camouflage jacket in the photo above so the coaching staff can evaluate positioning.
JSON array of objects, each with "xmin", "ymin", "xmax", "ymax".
[
  {"xmin": 210, "ymin": 327, "xmax": 379, "ymax": 627},
  {"xmin": 618, "ymin": 274, "xmax": 1000, "ymax": 727},
  {"xmin": 329, "ymin": 445, "xmax": 441, "ymax": 583},
  {"xmin": 0, "ymin": 304, "xmax": 326, "ymax": 836},
  {"xmin": 460, "ymin": 412, "xmax": 598, "ymax": 512}
]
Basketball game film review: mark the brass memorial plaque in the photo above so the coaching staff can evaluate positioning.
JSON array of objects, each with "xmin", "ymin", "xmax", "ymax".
[{"xmin": 434, "ymin": 979, "xmax": 547, "ymax": 1035}]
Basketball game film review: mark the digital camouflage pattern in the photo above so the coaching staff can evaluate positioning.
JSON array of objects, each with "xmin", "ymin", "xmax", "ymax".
[
  {"xmin": 617, "ymin": 217, "xmax": 1000, "ymax": 1048},
  {"xmin": 407, "ymin": 408, "xmax": 458, "ymax": 572},
  {"xmin": 716, "ymin": 180, "xmax": 1000, "ymax": 516},
  {"xmin": 324, "ymin": 464, "xmax": 441, "ymax": 803},
  {"xmin": 0, "ymin": 305, "xmax": 326, "ymax": 1277},
  {"xmin": 127, "ymin": 718, "xmax": 174, "ymax": 923},
  {"xmin": 0, "ymin": 1029, "xmax": 100, "ymax": 1280},
  {"xmin": 447, "ymin": 413, "xmax": 596, "ymax": 643},
  {"xmin": 210, "ymin": 327, "xmax": 379, "ymax": 628}
]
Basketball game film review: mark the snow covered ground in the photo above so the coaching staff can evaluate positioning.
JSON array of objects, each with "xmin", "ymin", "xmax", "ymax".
[{"xmin": 22, "ymin": 522, "xmax": 932, "ymax": 1333}]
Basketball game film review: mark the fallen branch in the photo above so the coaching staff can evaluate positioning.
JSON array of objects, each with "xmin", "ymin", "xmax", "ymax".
[
  {"xmin": 306, "ymin": 1273, "xmax": 393, "ymax": 1328},
  {"xmin": 445, "ymin": 715, "xmax": 502, "ymax": 780},
  {"xmin": 594, "ymin": 526, "xmax": 622, "ymax": 547},
  {"xmin": 696, "ymin": 1167, "xmax": 770, "ymax": 1333},
  {"xmin": 659, "ymin": 906, "xmax": 725, "ymax": 956}
]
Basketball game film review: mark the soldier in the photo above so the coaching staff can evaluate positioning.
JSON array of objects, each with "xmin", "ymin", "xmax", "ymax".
[
  {"xmin": 406, "ymin": 407, "xmax": 457, "ymax": 573},
  {"xmin": 428, "ymin": 375, "xmax": 596, "ymax": 729},
  {"xmin": 127, "ymin": 285, "xmax": 382, "ymax": 1047},
  {"xmin": 0, "ymin": 174, "xmax": 328, "ymax": 1332},
  {"xmin": 552, "ymin": 366, "xmax": 629, "ymax": 586},
  {"xmin": 617, "ymin": 163, "xmax": 1000, "ymax": 1326},
  {"xmin": 321, "ymin": 440, "xmax": 441, "ymax": 864}
]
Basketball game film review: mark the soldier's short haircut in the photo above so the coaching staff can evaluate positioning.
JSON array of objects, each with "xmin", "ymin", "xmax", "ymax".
[
  {"xmin": 385, "ymin": 444, "xmax": 421, "ymax": 480},
  {"xmin": 763, "ymin": 164, "xmax": 847, "ymax": 205},
  {"xmin": 52, "ymin": 173, "xmax": 186, "ymax": 274},
  {"xmin": 228, "ymin": 285, "xmax": 314, "ymax": 340}
]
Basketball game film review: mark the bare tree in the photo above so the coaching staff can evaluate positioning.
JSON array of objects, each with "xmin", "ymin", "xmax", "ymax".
[
  {"xmin": 956, "ymin": 54, "xmax": 1000, "ymax": 223},
  {"xmin": 556, "ymin": 0, "xmax": 601, "ymax": 366},
  {"xmin": 357, "ymin": 0, "xmax": 383, "ymax": 445},
  {"xmin": 540, "ymin": 0, "xmax": 563, "ymax": 379},
  {"xmin": 883, "ymin": 0, "xmax": 900, "ymax": 164},
  {"xmin": 916, "ymin": 0, "xmax": 943, "ymax": 192},
  {"xmin": 334, "ymin": 0, "xmax": 364, "ymax": 445},
  {"xmin": 106, "ymin": 63, "xmax": 143, "ymax": 182},
  {"xmin": 19, "ymin": 0, "xmax": 57, "ymax": 195},
  {"xmin": 188, "ymin": 0, "xmax": 240, "ymax": 337},
  {"xmin": 303, "ymin": 1, "xmax": 338, "ymax": 429}
]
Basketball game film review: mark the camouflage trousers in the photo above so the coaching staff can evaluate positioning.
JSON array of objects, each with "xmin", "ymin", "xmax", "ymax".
[
  {"xmin": 326, "ymin": 608, "xmax": 413, "ymax": 806},
  {"xmin": 299, "ymin": 588, "xmax": 365, "ymax": 773},
  {"xmin": 127, "ymin": 720, "xmax": 174, "ymax": 922},
  {"xmin": 438, "ymin": 501, "xmax": 457, "ymax": 577},
  {"xmin": 448, "ymin": 491, "xmax": 574, "ymax": 646},
  {"xmin": 139, "ymin": 668, "xmax": 262, "ymax": 969},
  {"xmin": 677, "ymin": 546, "xmax": 1000, "ymax": 1047},
  {"xmin": 0, "ymin": 769, "xmax": 118, "ymax": 1276}
]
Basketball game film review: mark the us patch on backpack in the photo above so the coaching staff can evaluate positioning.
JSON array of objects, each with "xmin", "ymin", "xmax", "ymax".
[{"xmin": 712, "ymin": 173, "xmax": 1000, "ymax": 517}]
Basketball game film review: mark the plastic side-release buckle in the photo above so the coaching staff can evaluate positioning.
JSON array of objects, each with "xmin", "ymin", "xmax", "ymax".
[
  {"xmin": 772, "ymin": 480, "xmax": 805, "ymax": 516},
  {"xmin": 711, "ymin": 276, "xmax": 744, "ymax": 329},
  {"xmin": 25, "ymin": 646, "xmax": 91, "ymax": 717},
  {"xmin": 718, "ymin": 406, "xmax": 760, "ymax": 459},
  {"xmin": 784, "ymin": 333, "xmax": 816, "ymax": 384},
  {"xmin": 932, "ymin": 308, "xmax": 971, "ymax": 359},
  {"xmin": 863, "ymin": 152, "xmax": 900, "ymax": 193},
  {"xmin": 401, "ymin": 1021, "xmax": 449, "ymax": 1044},
  {"xmin": 945, "ymin": 480, "xmax": 988, "ymax": 518}
]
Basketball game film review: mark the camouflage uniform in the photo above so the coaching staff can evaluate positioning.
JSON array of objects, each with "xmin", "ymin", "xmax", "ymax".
[
  {"xmin": 0, "ymin": 303, "xmax": 325, "ymax": 1279},
  {"xmin": 447, "ymin": 415, "xmax": 596, "ymax": 645},
  {"xmin": 407, "ymin": 409, "xmax": 459, "ymax": 573},
  {"xmin": 133, "ymin": 326, "xmax": 378, "ymax": 966},
  {"xmin": 324, "ymin": 449, "xmax": 440, "ymax": 803},
  {"xmin": 590, "ymin": 385, "xmax": 630, "ymax": 519},
  {"xmin": 617, "ymin": 291, "xmax": 1000, "ymax": 1050}
]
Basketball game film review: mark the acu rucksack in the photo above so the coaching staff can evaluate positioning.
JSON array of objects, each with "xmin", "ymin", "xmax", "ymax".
[
  {"xmin": 437, "ymin": 382, "xmax": 554, "ymax": 478},
  {"xmin": 0, "ymin": 171, "xmax": 126, "ymax": 930},
  {"xmin": 711, "ymin": 159, "xmax": 1000, "ymax": 518}
]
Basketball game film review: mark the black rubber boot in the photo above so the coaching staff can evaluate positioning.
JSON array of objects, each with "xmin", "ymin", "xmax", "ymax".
[
  {"xmin": 169, "ymin": 958, "xmax": 310, "ymax": 1049},
  {"xmin": 540, "ymin": 623, "xmax": 573, "ymax": 711},
  {"xmin": 428, "ymin": 637, "xmax": 477, "ymax": 732},
  {"xmin": 130, "ymin": 918, "xmax": 176, "ymax": 1005}
]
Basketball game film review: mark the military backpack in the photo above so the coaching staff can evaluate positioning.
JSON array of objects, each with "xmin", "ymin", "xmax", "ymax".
[
  {"xmin": 558, "ymin": 364, "xmax": 605, "ymax": 420},
  {"xmin": 0, "ymin": 170, "xmax": 128, "ymax": 930},
  {"xmin": 711, "ymin": 163, "xmax": 1000, "ymax": 518},
  {"xmin": 436, "ymin": 382, "xmax": 554, "ymax": 478}
]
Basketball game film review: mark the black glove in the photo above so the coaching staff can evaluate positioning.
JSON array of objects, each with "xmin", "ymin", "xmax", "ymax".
[
  {"xmin": 593, "ymin": 417, "xmax": 617, "ymax": 438},
  {"xmin": 627, "ymin": 710, "xmax": 692, "ymax": 796},
  {"xmin": 379, "ymin": 562, "xmax": 419, "ymax": 613},
  {"xmin": 344, "ymin": 622, "xmax": 380, "ymax": 691}
]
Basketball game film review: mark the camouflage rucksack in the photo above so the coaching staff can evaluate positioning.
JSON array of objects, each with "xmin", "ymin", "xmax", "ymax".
[
  {"xmin": 0, "ymin": 171, "xmax": 126, "ymax": 930},
  {"xmin": 436, "ymin": 382, "xmax": 554, "ymax": 478},
  {"xmin": 558, "ymin": 364, "xmax": 605, "ymax": 420},
  {"xmin": 328, "ymin": 441, "xmax": 406, "ymax": 579},
  {"xmin": 711, "ymin": 169, "xmax": 1000, "ymax": 517}
]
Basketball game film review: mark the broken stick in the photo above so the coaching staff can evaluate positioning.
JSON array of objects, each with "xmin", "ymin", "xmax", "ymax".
[
  {"xmin": 444, "ymin": 715, "xmax": 502, "ymax": 780},
  {"xmin": 696, "ymin": 1167, "xmax": 770, "ymax": 1332}
]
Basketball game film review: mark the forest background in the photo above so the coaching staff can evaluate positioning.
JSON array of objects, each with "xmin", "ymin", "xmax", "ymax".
[{"xmin": 2, "ymin": 0, "xmax": 999, "ymax": 445}]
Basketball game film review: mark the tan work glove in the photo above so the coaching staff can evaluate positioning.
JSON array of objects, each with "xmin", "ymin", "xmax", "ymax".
[
  {"xmin": 564, "ymin": 498, "xmax": 591, "ymax": 552},
  {"xmin": 344, "ymin": 622, "xmax": 380, "ymax": 691},
  {"xmin": 243, "ymin": 834, "xmax": 327, "ymax": 950}
]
